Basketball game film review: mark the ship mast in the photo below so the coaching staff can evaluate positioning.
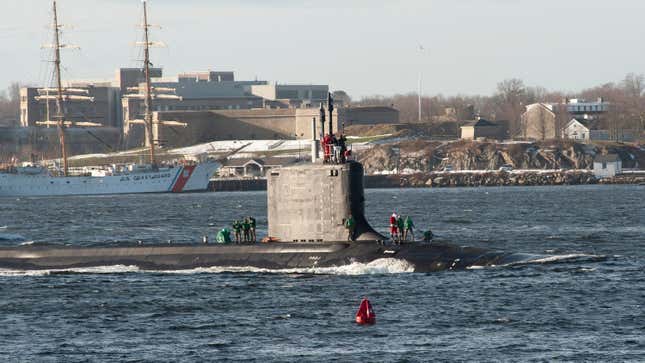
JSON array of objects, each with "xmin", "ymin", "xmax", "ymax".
[
  {"xmin": 52, "ymin": 1, "xmax": 69, "ymax": 176},
  {"xmin": 142, "ymin": 0, "xmax": 156, "ymax": 166}
]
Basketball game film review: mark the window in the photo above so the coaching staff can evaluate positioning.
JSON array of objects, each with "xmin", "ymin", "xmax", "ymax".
[{"xmin": 602, "ymin": 162, "xmax": 607, "ymax": 169}]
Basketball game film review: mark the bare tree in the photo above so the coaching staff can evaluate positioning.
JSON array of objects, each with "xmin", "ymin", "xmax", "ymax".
[
  {"xmin": 495, "ymin": 78, "xmax": 526, "ymax": 137},
  {"xmin": 0, "ymin": 82, "xmax": 23, "ymax": 127}
]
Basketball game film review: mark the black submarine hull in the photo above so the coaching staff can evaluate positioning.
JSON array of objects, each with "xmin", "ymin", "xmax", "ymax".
[{"xmin": 0, "ymin": 242, "xmax": 535, "ymax": 272}]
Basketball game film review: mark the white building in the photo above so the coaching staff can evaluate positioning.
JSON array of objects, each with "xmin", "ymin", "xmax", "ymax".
[
  {"xmin": 566, "ymin": 98, "xmax": 609, "ymax": 120},
  {"xmin": 593, "ymin": 154, "xmax": 622, "ymax": 178},
  {"xmin": 562, "ymin": 118, "xmax": 590, "ymax": 141}
]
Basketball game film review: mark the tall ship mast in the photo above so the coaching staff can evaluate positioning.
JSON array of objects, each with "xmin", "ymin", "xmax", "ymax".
[
  {"xmin": 51, "ymin": 1, "xmax": 68, "ymax": 175},
  {"xmin": 124, "ymin": 0, "xmax": 184, "ymax": 165},
  {"xmin": 0, "ymin": 1, "xmax": 219, "ymax": 196},
  {"xmin": 35, "ymin": 1, "xmax": 97, "ymax": 176},
  {"xmin": 141, "ymin": 0, "xmax": 156, "ymax": 166}
]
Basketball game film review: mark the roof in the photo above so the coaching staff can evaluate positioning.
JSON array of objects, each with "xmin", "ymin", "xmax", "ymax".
[
  {"xmin": 594, "ymin": 154, "xmax": 621, "ymax": 163},
  {"xmin": 565, "ymin": 118, "xmax": 590, "ymax": 129},
  {"xmin": 462, "ymin": 119, "xmax": 498, "ymax": 127},
  {"xmin": 223, "ymin": 157, "xmax": 300, "ymax": 168}
]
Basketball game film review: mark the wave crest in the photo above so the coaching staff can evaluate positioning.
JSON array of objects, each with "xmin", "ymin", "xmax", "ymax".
[{"xmin": 0, "ymin": 258, "xmax": 415, "ymax": 277}]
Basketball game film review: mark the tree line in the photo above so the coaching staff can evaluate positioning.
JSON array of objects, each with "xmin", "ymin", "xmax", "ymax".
[
  {"xmin": 354, "ymin": 73, "xmax": 645, "ymax": 137},
  {"xmin": 0, "ymin": 82, "xmax": 22, "ymax": 127}
]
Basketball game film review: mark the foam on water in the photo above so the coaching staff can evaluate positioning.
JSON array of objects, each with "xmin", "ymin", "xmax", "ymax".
[
  {"xmin": 0, "ymin": 258, "xmax": 415, "ymax": 277},
  {"xmin": 467, "ymin": 253, "xmax": 606, "ymax": 269}
]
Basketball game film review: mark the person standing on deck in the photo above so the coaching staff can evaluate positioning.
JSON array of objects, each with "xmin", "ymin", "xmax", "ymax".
[
  {"xmin": 404, "ymin": 215, "xmax": 415, "ymax": 241},
  {"xmin": 249, "ymin": 216, "xmax": 257, "ymax": 242},
  {"xmin": 389, "ymin": 212, "xmax": 399, "ymax": 243},
  {"xmin": 242, "ymin": 218, "xmax": 251, "ymax": 243},
  {"xmin": 232, "ymin": 219, "xmax": 242, "ymax": 244},
  {"xmin": 396, "ymin": 215, "xmax": 405, "ymax": 243}
]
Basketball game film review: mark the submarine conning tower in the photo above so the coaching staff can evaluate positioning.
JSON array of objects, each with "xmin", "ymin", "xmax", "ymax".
[{"xmin": 267, "ymin": 161, "xmax": 385, "ymax": 242}]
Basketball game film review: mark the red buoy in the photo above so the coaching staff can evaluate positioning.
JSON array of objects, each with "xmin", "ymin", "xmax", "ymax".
[{"xmin": 355, "ymin": 298, "xmax": 376, "ymax": 325}]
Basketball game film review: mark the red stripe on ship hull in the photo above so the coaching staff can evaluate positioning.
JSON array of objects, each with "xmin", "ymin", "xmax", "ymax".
[{"xmin": 171, "ymin": 165, "xmax": 196, "ymax": 193}]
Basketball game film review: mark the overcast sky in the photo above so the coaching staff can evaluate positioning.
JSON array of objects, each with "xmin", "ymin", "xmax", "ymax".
[{"xmin": 1, "ymin": 0, "xmax": 644, "ymax": 98}]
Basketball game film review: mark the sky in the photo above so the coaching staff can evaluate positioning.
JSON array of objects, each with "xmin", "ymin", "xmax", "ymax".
[{"xmin": 1, "ymin": 0, "xmax": 644, "ymax": 98}]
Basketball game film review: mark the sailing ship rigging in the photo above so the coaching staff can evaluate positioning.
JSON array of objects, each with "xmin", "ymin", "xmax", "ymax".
[{"xmin": 0, "ymin": 1, "xmax": 219, "ymax": 196}]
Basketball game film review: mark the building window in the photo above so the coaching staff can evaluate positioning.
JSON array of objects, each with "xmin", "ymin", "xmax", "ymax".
[{"xmin": 602, "ymin": 162, "xmax": 607, "ymax": 169}]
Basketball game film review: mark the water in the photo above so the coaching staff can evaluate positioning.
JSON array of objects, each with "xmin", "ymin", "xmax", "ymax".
[{"xmin": 1, "ymin": 185, "xmax": 643, "ymax": 361}]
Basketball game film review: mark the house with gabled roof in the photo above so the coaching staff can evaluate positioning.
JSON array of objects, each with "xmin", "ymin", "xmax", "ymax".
[
  {"xmin": 562, "ymin": 118, "xmax": 592, "ymax": 141},
  {"xmin": 521, "ymin": 103, "xmax": 561, "ymax": 140}
]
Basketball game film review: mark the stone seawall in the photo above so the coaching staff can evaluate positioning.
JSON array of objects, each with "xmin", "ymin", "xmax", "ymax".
[
  {"xmin": 366, "ymin": 170, "xmax": 600, "ymax": 188},
  {"xmin": 208, "ymin": 171, "xmax": 644, "ymax": 191},
  {"xmin": 209, "ymin": 178, "xmax": 267, "ymax": 192}
]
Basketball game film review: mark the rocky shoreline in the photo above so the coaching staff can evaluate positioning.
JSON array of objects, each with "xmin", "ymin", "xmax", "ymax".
[{"xmin": 364, "ymin": 171, "xmax": 645, "ymax": 188}]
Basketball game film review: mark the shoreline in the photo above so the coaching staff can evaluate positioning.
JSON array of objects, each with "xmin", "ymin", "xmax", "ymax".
[{"xmin": 209, "ymin": 170, "xmax": 645, "ymax": 191}]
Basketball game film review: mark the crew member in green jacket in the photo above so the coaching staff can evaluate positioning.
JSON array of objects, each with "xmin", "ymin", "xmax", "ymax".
[
  {"xmin": 345, "ymin": 214, "xmax": 356, "ymax": 241},
  {"xmin": 232, "ymin": 220, "xmax": 242, "ymax": 243},
  {"xmin": 423, "ymin": 229, "xmax": 434, "ymax": 243},
  {"xmin": 242, "ymin": 218, "xmax": 251, "ymax": 243},
  {"xmin": 396, "ymin": 215, "xmax": 405, "ymax": 243},
  {"xmin": 249, "ymin": 216, "xmax": 257, "ymax": 242},
  {"xmin": 404, "ymin": 215, "xmax": 415, "ymax": 241},
  {"xmin": 216, "ymin": 228, "xmax": 232, "ymax": 244}
]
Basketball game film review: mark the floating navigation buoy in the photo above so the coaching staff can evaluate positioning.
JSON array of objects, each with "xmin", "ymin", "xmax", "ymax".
[{"xmin": 355, "ymin": 298, "xmax": 376, "ymax": 325}]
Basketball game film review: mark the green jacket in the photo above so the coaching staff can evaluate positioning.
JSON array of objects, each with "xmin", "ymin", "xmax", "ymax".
[
  {"xmin": 232, "ymin": 221, "xmax": 241, "ymax": 231},
  {"xmin": 216, "ymin": 228, "xmax": 232, "ymax": 243},
  {"xmin": 242, "ymin": 221, "xmax": 251, "ymax": 231},
  {"xmin": 345, "ymin": 216, "xmax": 355, "ymax": 229},
  {"xmin": 397, "ymin": 217, "xmax": 404, "ymax": 229},
  {"xmin": 249, "ymin": 217, "xmax": 256, "ymax": 228},
  {"xmin": 404, "ymin": 216, "xmax": 414, "ymax": 229}
]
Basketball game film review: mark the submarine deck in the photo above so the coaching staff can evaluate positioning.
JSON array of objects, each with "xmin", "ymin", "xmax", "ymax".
[{"xmin": 0, "ymin": 241, "xmax": 524, "ymax": 272}]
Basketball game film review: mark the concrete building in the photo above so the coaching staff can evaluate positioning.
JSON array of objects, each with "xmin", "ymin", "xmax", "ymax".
[
  {"xmin": 20, "ymin": 83, "xmax": 121, "ymax": 128},
  {"xmin": 521, "ymin": 103, "xmax": 561, "ymax": 140},
  {"xmin": 460, "ymin": 118, "xmax": 506, "ymax": 140},
  {"xmin": 341, "ymin": 106, "xmax": 399, "ymax": 127},
  {"xmin": 566, "ymin": 98, "xmax": 609, "ymax": 120},
  {"xmin": 250, "ymin": 84, "xmax": 328, "ymax": 108},
  {"xmin": 593, "ymin": 154, "xmax": 622, "ymax": 178},
  {"xmin": 116, "ymin": 67, "xmax": 162, "ymax": 94},
  {"xmin": 134, "ymin": 105, "xmax": 399, "ymax": 149}
]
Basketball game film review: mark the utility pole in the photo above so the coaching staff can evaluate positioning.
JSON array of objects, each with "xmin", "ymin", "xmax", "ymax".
[
  {"xmin": 319, "ymin": 102, "xmax": 326, "ymax": 138},
  {"xmin": 417, "ymin": 44, "xmax": 424, "ymax": 123},
  {"xmin": 328, "ymin": 92, "xmax": 334, "ymax": 135}
]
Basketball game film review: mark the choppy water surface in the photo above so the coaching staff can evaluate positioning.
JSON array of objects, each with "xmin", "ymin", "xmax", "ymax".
[{"xmin": 0, "ymin": 185, "xmax": 643, "ymax": 361}]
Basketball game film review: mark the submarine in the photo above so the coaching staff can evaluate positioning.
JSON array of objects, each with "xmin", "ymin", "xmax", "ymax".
[{"xmin": 0, "ymin": 160, "xmax": 543, "ymax": 272}]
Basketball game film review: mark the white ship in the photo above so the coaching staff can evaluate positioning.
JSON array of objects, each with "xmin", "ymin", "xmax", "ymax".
[
  {"xmin": 0, "ymin": 1, "xmax": 220, "ymax": 197},
  {"xmin": 0, "ymin": 161, "xmax": 219, "ymax": 197}
]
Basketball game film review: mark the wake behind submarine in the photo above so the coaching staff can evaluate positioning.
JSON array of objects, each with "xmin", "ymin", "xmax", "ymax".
[{"xmin": 0, "ymin": 161, "xmax": 543, "ymax": 272}]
